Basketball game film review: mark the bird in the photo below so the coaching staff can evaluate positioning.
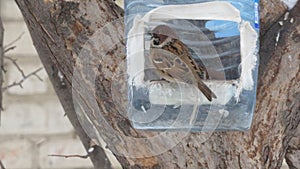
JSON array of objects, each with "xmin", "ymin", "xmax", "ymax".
[{"xmin": 149, "ymin": 25, "xmax": 217, "ymax": 102}]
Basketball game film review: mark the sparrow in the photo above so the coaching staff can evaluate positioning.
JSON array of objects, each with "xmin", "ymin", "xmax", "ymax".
[{"xmin": 149, "ymin": 25, "xmax": 217, "ymax": 101}]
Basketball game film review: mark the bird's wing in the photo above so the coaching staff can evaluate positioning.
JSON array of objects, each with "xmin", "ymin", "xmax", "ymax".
[
  {"xmin": 150, "ymin": 40, "xmax": 217, "ymax": 101},
  {"xmin": 150, "ymin": 48, "xmax": 195, "ymax": 84},
  {"xmin": 172, "ymin": 40, "xmax": 217, "ymax": 101}
]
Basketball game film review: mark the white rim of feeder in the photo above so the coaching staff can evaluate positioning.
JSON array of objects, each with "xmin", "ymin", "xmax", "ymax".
[{"xmin": 127, "ymin": 1, "xmax": 258, "ymax": 104}]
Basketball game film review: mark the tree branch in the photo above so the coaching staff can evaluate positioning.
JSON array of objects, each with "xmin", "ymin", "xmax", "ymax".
[
  {"xmin": 49, "ymin": 154, "xmax": 89, "ymax": 159},
  {"xmin": 1, "ymin": 28, "xmax": 43, "ymax": 91},
  {"xmin": 2, "ymin": 65, "xmax": 43, "ymax": 90},
  {"xmin": 3, "ymin": 32, "xmax": 24, "ymax": 49},
  {"xmin": 15, "ymin": 0, "xmax": 116, "ymax": 168}
]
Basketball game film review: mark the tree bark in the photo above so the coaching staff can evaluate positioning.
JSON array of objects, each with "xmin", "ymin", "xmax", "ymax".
[
  {"xmin": 283, "ymin": 4, "xmax": 300, "ymax": 169},
  {"xmin": 14, "ymin": 1, "xmax": 115, "ymax": 168},
  {"xmin": 15, "ymin": 0, "xmax": 299, "ymax": 168},
  {"xmin": 260, "ymin": 0, "xmax": 287, "ymax": 35}
]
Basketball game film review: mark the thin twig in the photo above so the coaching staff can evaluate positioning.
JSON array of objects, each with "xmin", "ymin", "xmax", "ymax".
[
  {"xmin": 4, "ymin": 46, "xmax": 16, "ymax": 54},
  {"xmin": 0, "ymin": 160, "xmax": 5, "ymax": 169},
  {"xmin": 2, "ymin": 67, "xmax": 43, "ymax": 90},
  {"xmin": 3, "ymin": 32, "xmax": 24, "ymax": 49},
  {"xmin": 4, "ymin": 56, "xmax": 26, "ymax": 77},
  {"xmin": 1, "ymin": 64, "xmax": 7, "ymax": 73},
  {"xmin": 2, "ymin": 55, "xmax": 44, "ymax": 91},
  {"xmin": 33, "ymin": 73, "xmax": 43, "ymax": 81},
  {"xmin": 49, "ymin": 153, "xmax": 89, "ymax": 159}
]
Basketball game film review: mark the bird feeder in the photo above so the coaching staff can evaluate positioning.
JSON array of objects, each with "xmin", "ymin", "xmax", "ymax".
[{"xmin": 125, "ymin": 0, "xmax": 259, "ymax": 131}]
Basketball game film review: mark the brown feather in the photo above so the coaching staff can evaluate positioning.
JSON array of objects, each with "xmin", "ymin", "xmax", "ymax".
[{"xmin": 150, "ymin": 25, "xmax": 217, "ymax": 101}]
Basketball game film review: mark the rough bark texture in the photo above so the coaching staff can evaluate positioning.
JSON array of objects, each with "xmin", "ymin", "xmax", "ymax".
[
  {"xmin": 15, "ymin": 0, "xmax": 299, "ymax": 168},
  {"xmin": 286, "ymin": 125, "xmax": 300, "ymax": 169},
  {"xmin": 260, "ymin": 0, "xmax": 287, "ymax": 35},
  {"xmin": 15, "ymin": 0, "xmax": 115, "ymax": 168},
  {"xmin": 283, "ymin": 4, "xmax": 300, "ymax": 169}
]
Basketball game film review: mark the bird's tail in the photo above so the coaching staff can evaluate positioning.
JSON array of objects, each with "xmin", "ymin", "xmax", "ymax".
[{"xmin": 197, "ymin": 81, "xmax": 217, "ymax": 101}]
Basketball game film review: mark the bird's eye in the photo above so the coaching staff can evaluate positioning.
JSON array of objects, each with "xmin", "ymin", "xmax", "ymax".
[{"xmin": 153, "ymin": 38, "xmax": 160, "ymax": 45}]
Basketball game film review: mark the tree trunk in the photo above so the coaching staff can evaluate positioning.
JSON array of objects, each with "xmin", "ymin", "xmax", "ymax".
[{"xmin": 15, "ymin": 0, "xmax": 299, "ymax": 168}]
